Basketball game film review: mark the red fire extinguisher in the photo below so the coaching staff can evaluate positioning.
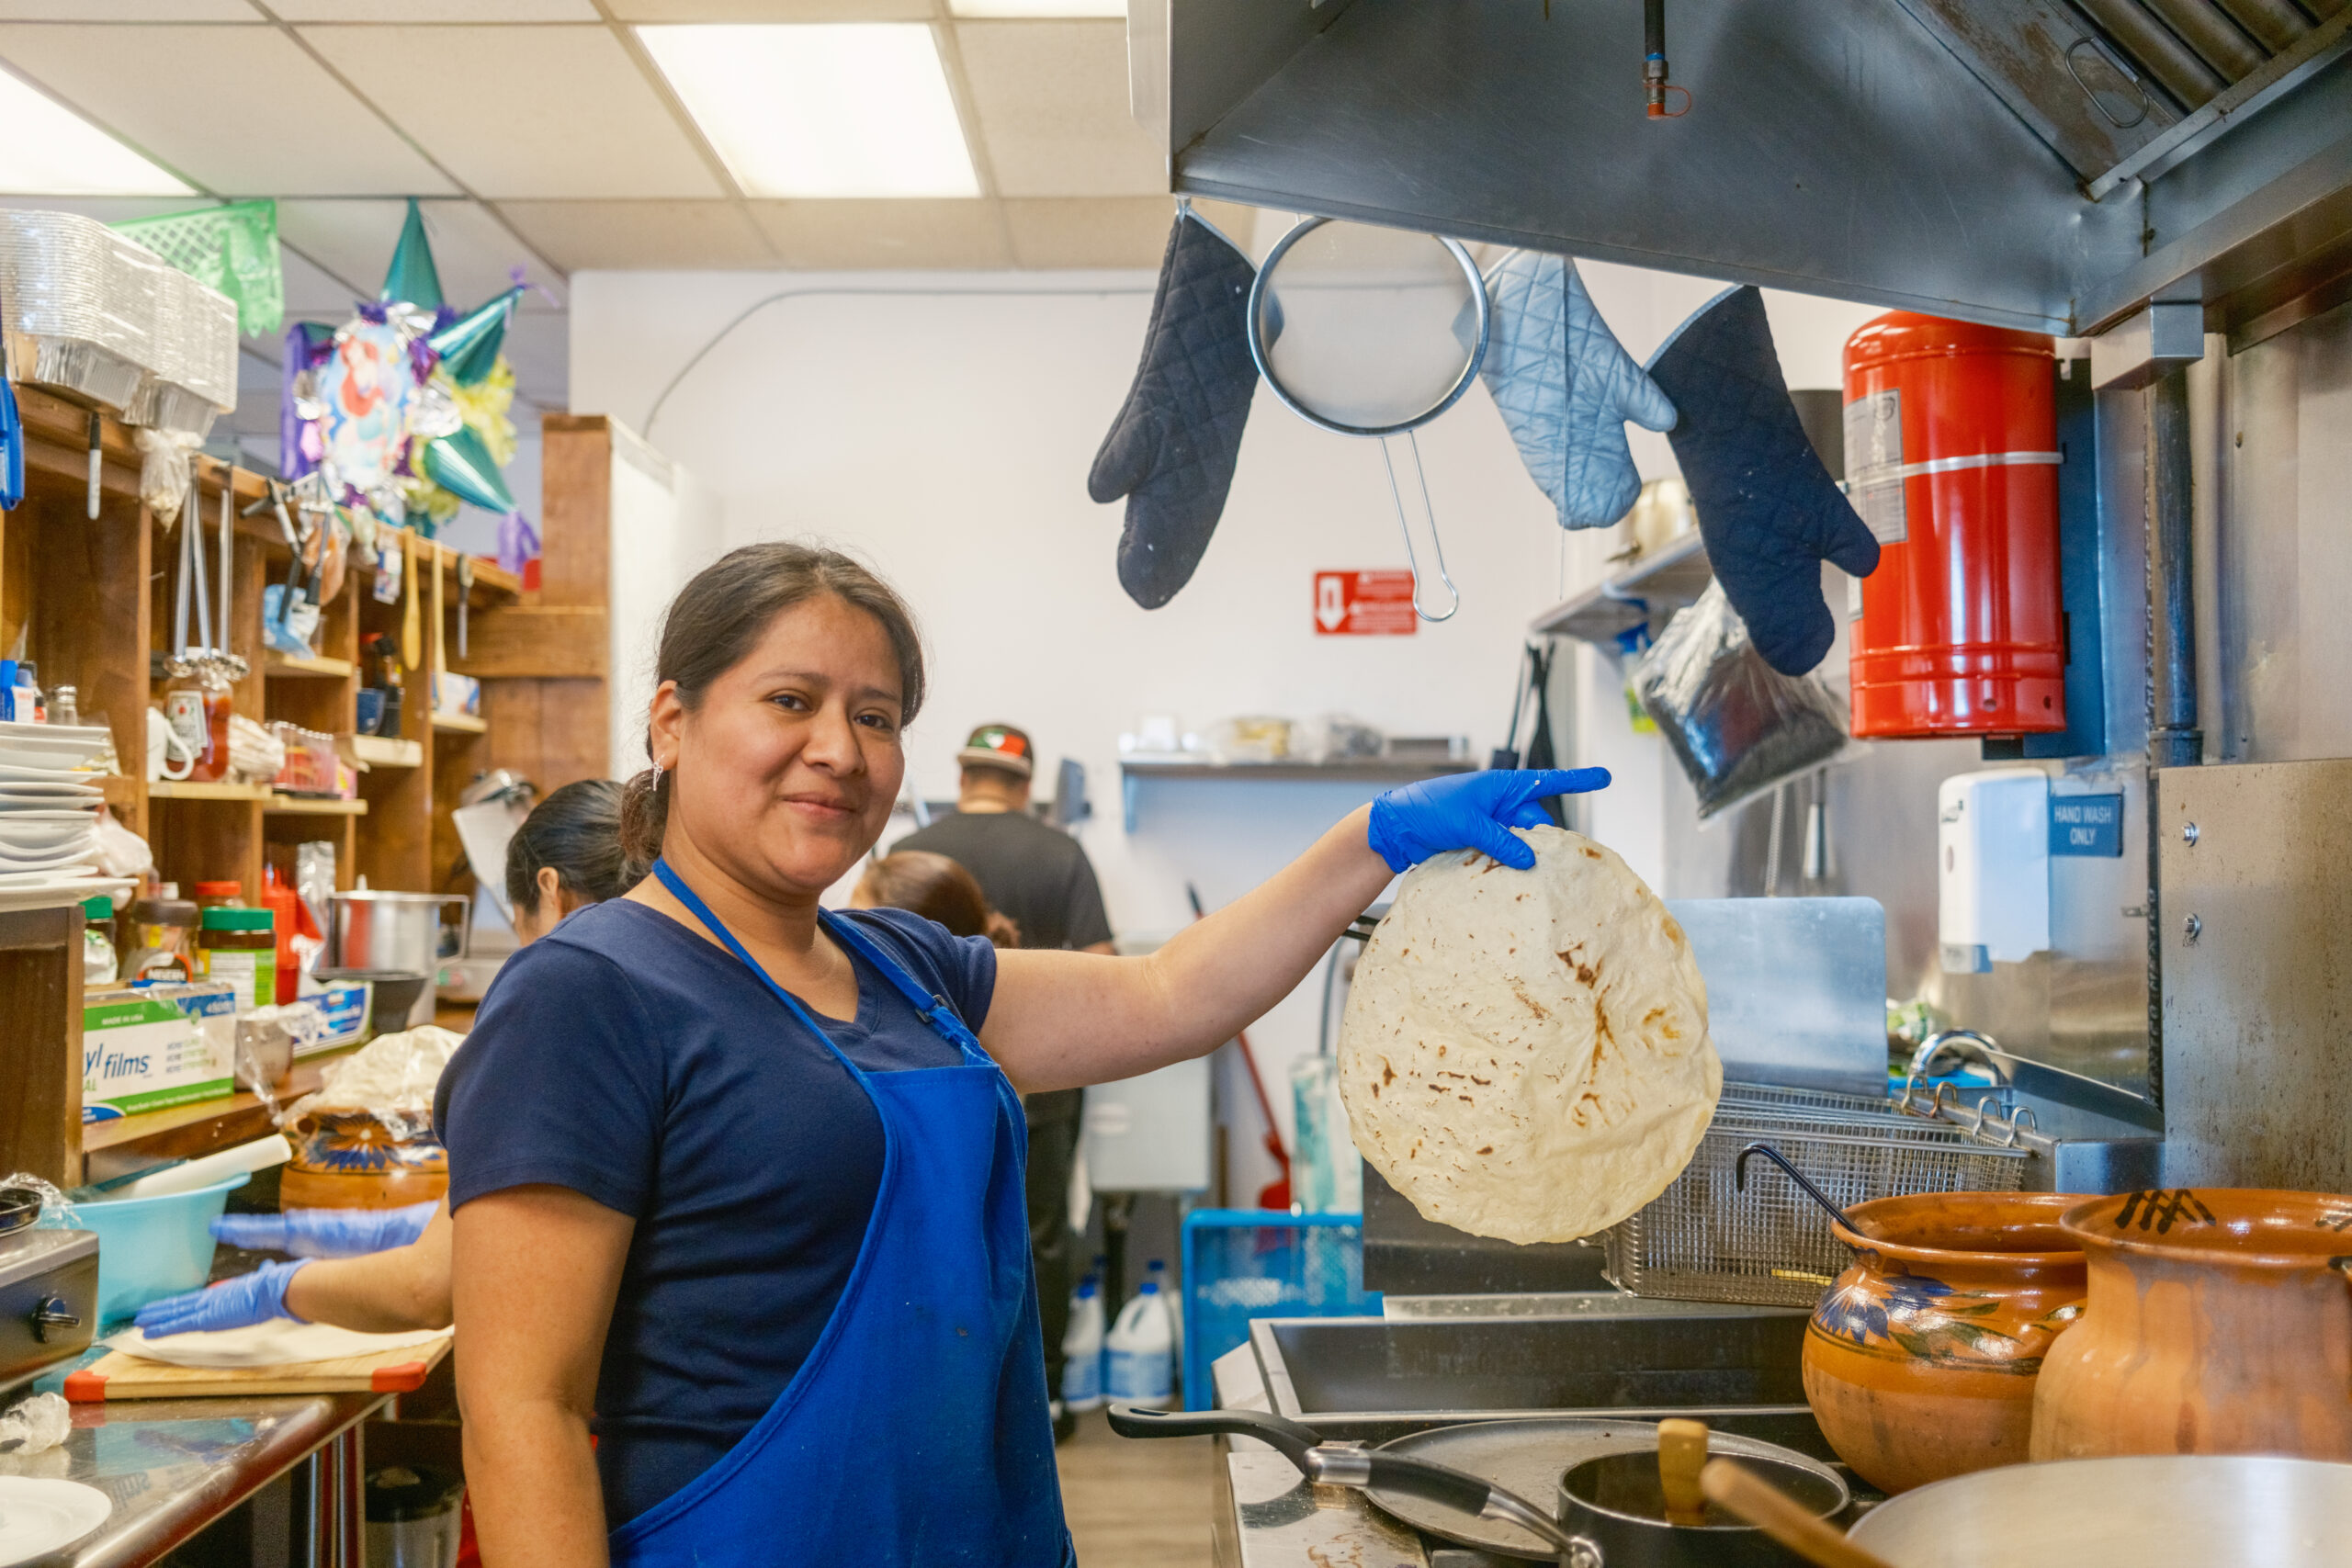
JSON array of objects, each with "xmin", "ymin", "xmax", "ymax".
[{"xmin": 1844, "ymin": 312, "xmax": 2064, "ymax": 739}]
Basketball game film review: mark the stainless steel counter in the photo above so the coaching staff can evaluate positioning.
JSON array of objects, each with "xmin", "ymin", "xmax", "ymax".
[
  {"xmin": 0, "ymin": 1389, "xmax": 384, "ymax": 1567},
  {"xmin": 1222, "ymin": 1450, "xmax": 1430, "ymax": 1568}
]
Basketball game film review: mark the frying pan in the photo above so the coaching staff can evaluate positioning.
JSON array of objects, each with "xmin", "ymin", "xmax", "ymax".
[
  {"xmin": 1108, "ymin": 1405, "xmax": 1848, "ymax": 1567},
  {"xmin": 0, "ymin": 1187, "xmax": 41, "ymax": 1236}
]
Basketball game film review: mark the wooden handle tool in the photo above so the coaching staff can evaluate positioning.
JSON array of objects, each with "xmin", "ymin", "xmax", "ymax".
[
  {"xmin": 1657, "ymin": 1417, "xmax": 1710, "ymax": 1527},
  {"xmin": 1700, "ymin": 1459, "xmax": 1895, "ymax": 1568}
]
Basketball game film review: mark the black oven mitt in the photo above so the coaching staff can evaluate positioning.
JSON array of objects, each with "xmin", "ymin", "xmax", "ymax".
[
  {"xmin": 1646, "ymin": 285, "xmax": 1878, "ymax": 676},
  {"xmin": 1089, "ymin": 211, "xmax": 1259, "ymax": 609}
]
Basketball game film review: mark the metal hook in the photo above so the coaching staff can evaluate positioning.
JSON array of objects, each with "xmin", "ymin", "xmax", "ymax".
[
  {"xmin": 1381, "ymin": 431, "xmax": 1458, "ymax": 623},
  {"xmin": 1735, "ymin": 1143, "xmax": 1871, "ymax": 1240}
]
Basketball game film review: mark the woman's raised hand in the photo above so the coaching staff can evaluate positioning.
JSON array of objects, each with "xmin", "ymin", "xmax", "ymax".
[{"xmin": 1367, "ymin": 768, "xmax": 1613, "ymax": 873}]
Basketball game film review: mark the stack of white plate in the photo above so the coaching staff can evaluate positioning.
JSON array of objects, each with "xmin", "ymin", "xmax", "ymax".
[{"xmin": 0, "ymin": 721, "xmax": 130, "ymax": 911}]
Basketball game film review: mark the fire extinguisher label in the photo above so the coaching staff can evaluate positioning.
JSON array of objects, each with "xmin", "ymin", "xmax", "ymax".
[{"xmin": 1843, "ymin": 389, "xmax": 1908, "ymax": 545}]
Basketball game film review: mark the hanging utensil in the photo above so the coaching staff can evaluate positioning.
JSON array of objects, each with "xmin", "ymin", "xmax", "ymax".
[
  {"xmin": 1657, "ymin": 1420, "xmax": 1710, "ymax": 1528},
  {"xmin": 1736, "ymin": 1142, "xmax": 1883, "ymax": 1242},
  {"xmin": 401, "ymin": 529, "xmax": 421, "ymax": 671},
  {"xmin": 456, "ymin": 555, "xmax": 472, "ymax": 659},
  {"xmin": 1246, "ymin": 215, "xmax": 1489, "ymax": 622}
]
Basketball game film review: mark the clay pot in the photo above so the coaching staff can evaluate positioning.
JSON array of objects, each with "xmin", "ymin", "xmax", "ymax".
[
  {"xmin": 277, "ymin": 1110, "xmax": 449, "ymax": 1211},
  {"xmin": 2030, "ymin": 1188, "xmax": 2352, "ymax": 1463},
  {"xmin": 1803, "ymin": 1191, "xmax": 2087, "ymax": 1494}
]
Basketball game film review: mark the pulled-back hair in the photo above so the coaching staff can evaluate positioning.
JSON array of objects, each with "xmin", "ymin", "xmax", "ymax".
[
  {"xmin": 506, "ymin": 778, "xmax": 640, "ymax": 915},
  {"xmin": 858, "ymin": 852, "xmax": 1021, "ymax": 948},
  {"xmin": 618, "ymin": 543, "xmax": 926, "ymax": 867}
]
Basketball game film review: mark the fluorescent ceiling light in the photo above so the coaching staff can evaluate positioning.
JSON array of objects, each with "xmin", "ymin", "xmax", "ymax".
[
  {"xmin": 949, "ymin": 0, "xmax": 1126, "ymax": 16},
  {"xmin": 639, "ymin": 24, "xmax": 979, "ymax": 200},
  {"xmin": 0, "ymin": 70, "xmax": 192, "ymax": 197}
]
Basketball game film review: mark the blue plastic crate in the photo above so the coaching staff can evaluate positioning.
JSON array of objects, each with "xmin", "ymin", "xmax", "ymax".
[{"xmin": 1180, "ymin": 1209, "xmax": 1381, "ymax": 1411}]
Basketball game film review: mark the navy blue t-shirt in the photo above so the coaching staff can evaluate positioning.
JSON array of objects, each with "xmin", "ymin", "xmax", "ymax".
[{"xmin": 435, "ymin": 897, "xmax": 996, "ymax": 1529}]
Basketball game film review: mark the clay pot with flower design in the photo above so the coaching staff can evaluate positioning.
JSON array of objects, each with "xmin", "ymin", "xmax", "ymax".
[{"xmin": 1802, "ymin": 1191, "xmax": 2087, "ymax": 1494}]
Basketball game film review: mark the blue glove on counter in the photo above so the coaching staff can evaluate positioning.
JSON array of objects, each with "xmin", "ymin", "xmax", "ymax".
[
  {"xmin": 1368, "ymin": 768, "xmax": 1612, "ymax": 873},
  {"xmin": 212, "ymin": 1201, "xmax": 437, "ymax": 1258},
  {"xmin": 134, "ymin": 1258, "xmax": 308, "ymax": 1337}
]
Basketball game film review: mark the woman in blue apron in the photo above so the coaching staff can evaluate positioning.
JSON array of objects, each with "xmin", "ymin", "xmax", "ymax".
[{"xmin": 441, "ymin": 543, "xmax": 1609, "ymax": 1567}]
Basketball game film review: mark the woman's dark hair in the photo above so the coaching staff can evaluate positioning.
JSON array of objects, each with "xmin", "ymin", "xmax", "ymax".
[
  {"xmin": 506, "ymin": 779, "xmax": 642, "ymax": 915},
  {"xmin": 618, "ymin": 543, "xmax": 926, "ymax": 866},
  {"xmin": 859, "ymin": 852, "xmax": 1020, "ymax": 949}
]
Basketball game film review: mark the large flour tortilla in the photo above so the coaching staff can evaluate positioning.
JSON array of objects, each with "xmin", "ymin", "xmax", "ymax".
[{"xmin": 1339, "ymin": 825, "xmax": 1720, "ymax": 1244}]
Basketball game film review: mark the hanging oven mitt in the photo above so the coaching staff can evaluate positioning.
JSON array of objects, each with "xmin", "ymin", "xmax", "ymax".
[
  {"xmin": 1646, "ymin": 285, "xmax": 1878, "ymax": 677},
  {"xmin": 1089, "ymin": 210, "xmax": 1259, "ymax": 610},
  {"xmin": 1480, "ymin": 252, "xmax": 1677, "ymax": 529}
]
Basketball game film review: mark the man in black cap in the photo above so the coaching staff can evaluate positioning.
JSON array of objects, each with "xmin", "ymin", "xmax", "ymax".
[{"xmin": 893, "ymin": 724, "xmax": 1112, "ymax": 1439}]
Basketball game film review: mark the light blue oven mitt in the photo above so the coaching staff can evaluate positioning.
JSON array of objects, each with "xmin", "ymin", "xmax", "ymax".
[{"xmin": 1480, "ymin": 252, "xmax": 1679, "ymax": 529}]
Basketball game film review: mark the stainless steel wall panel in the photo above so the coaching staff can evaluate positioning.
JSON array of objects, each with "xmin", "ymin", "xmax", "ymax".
[{"xmin": 2156, "ymin": 758, "xmax": 2352, "ymax": 1189}]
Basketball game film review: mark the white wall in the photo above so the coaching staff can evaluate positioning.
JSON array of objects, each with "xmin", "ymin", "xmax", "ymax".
[{"xmin": 566, "ymin": 258, "xmax": 1883, "ymax": 1200}]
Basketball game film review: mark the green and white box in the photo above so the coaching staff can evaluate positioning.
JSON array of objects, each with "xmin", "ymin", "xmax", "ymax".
[{"xmin": 83, "ymin": 980, "xmax": 238, "ymax": 1123}]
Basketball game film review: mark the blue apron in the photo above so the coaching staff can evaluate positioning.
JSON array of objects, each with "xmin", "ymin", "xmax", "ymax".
[{"xmin": 611, "ymin": 860, "xmax": 1073, "ymax": 1566}]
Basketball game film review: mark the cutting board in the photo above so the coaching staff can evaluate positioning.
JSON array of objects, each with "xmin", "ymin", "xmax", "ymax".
[{"xmin": 63, "ymin": 1334, "xmax": 449, "ymax": 1402}]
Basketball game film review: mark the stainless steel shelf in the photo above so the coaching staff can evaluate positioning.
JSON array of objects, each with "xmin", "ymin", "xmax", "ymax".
[
  {"xmin": 1527, "ymin": 534, "xmax": 1713, "ymax": 645},
  {"xmin": 1117, "ymin": 758, "xmax": 1476, "ymax": 830}
]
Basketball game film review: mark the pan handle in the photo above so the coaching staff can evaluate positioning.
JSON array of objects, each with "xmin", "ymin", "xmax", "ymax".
[
  {"xmin": 1104, "ymin": 1404, "xmax": 1320, "ymax": 1468},
  {"xmin": 1318, "ymin": 1451, "xmax": 1596, "ymax": 1564}
]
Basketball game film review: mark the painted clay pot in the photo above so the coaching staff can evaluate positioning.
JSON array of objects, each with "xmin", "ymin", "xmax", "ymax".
[
  {"xmin": 277, "ymin": 1110, "xmax": 449, "ymax": 1210},
  {"xmin": 1803, "ymin": 1191, "xmax": 2087, "ymax": 1494},
  {"xmin": 2030, "ymin": 1188, "xmax": 2352, "ymax": 1463}
]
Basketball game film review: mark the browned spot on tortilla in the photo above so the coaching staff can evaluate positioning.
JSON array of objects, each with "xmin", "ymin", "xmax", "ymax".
[
  {"xmin": 1437, "ymin": 1070, "xmax": 1466, "ymax": 1080},
  {"xmin": 1457, "ymin": 1093, "xmax": 1475, "ymax": 1103},
  {"xmin": 1476, "ymin": 1145, "xmax": 1494, "ymax": 1156},
  {"xmin": 1510, "ymin": 983, "xmax": 1551, "ymax": 1021},
  {"xmin": 1470, "ymin": 1075, "xmax": 1491, "ymax": 1086},
  {"xmin": 1437, "ymin": 1043, "xmax": 1448, "ymax": 1056},
  {"xmin": 1582, "ymin": 846, "xmax": 1601, "ymax": 860},
  {"xmin": 1382, "ymin": 1061, "xmax": 1396, "ymax": 1086}
]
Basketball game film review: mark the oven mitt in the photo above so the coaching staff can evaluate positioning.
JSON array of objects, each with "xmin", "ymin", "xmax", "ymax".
[
  {"xmin": 1089, "ymin": 211, "xmax": 1260, "ymax": 610},
  {"xmin": 1646, "ymin": 285, "xmax": 1879, "ymax": 677},
  {"xmin": 1481, "ymin": 252, "xmax": 1678, "ymax": 529}
]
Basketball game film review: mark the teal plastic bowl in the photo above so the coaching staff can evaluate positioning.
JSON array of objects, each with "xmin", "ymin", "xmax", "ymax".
[{"xmin": 73, "ymin": 1173, "xmax": 251, "ymax": 1324}]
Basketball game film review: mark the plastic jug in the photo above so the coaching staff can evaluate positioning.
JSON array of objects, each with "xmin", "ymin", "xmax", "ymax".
[
  {"xmin": 1148, "ymin": 1258, "xmax": 1183, "ymax": 1370},
  {"xmin": 1103, "ymin": 1275, "xmax": 1174, "ymax": 1408},
  {"xmin": 1061, "ymin": 1277, "xmax": 1105, "ymax": 1412}
]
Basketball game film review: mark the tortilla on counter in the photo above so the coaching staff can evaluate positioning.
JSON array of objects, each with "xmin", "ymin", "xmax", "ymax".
[{"xmin": 1339, "ymin": 825, "xmax": 1719, "ymax": 1245}]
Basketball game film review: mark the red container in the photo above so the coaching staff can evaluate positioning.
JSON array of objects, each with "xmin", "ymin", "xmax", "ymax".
[{"xmin": 1844, "ymin": 312, "xmax": 2064, "ymax": 739}]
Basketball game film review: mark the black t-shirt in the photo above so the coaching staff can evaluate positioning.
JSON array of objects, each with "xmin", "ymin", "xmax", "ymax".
[
  {"xmin": 435, "ymin": 897, "xmax": 996, "ymax": 1529},
  {"xmin": 891, "ymin": 811, "xmax": 1113, "ymax": 953}
]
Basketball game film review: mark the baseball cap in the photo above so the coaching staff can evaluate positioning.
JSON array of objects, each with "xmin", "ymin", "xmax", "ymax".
[{"xmin": 956, "ymin": 723, "xmax": 1034, "ymax": 779}]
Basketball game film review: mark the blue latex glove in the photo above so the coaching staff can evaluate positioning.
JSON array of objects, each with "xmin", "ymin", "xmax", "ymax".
[
  {"xmin": 1368, "ymin": 768, "xmax": 1612, "ymax": 874},
  {"xmin": 211, "ymin": 1201, "xmax": 437, "ymax": 1259},
  {"xmin": 134, "ymin": 1259, "xmax": 308, "ymax": 1337}
]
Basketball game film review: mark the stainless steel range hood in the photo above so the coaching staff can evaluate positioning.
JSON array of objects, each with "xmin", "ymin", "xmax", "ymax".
[{"xmin": 1136, "ymin": 0, "xmax": 2352, "ymax": 344}]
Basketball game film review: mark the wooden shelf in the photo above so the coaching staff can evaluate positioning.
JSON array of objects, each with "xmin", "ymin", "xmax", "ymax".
[
  {"xmin": 266, "ymin": 794, "xmax": 368, "ymax": 817},
  {"xmin": 344, "ymin": 735, "xmax": 422, "ymax": 770},
  {"xmin": 265, "ymin": 650, "xmax": 354, "ymax": 679},
  {"xmin": 148, "ymin": 780, "xmax": 270, "ymax": 802},
  {"xmin": 1117, "ymin": 756, "xmax": 1477, "ymax": 831},
  {"xmin": 1526, "ymin": 532, "xmax": 1713, "ymax": 644},
  {"xmin": 429, "ymin": 711, "xmax": 486, "ymax": 735}
]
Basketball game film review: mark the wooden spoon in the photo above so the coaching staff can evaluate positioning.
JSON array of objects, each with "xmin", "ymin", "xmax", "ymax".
[
  {"xmin": 1701, "ymin": 1459, "xmax": 1897, "ymax": 1568},
  {"xmin": 1657, "ymin": 1418, "xmax": 1710, "ymax": 1527}
]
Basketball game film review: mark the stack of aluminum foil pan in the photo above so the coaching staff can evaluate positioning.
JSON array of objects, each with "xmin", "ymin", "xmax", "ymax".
[{"xmin": 0, "ymin": 209, "xmax": 238, "ymax": 438}]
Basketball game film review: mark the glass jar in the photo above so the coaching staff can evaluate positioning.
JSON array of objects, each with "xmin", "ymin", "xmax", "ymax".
[
  {"xmin": 161, "ymin": 658, "xmax": 233, "ymax": 783},
  {"xmin": 198, "ymin": 907, "xmax": 276, "ymax": 1011},
  {"xmin": 125, "ymin": 894, "xmax": 199, "ymax": 982},
  {"xmin": 192, "ymin": 880, "xmax": 244, "ymax": 910},
  {"xmin": 82, "ymin": 895, "xmax": 118, "ymax": 987}
]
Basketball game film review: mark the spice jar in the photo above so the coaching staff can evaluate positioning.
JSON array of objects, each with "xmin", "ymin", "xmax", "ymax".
[
  {"xmin": 198, "ymin": 907, "xmax": 276, "ymax": 1010},
  {"xmin": 193, "ymin": 880, "xmax": 243, "ymax": 910},
  {"xmin": 125, "ymin": 893, "xmax": 200, "ymax": 982},
  {"xmin": 161, "ymin": 658, "xmax": 233, "ymax": 783},
  {"xmin": 82, "ymin": 895, "xmax": 118, "ymax": 987}
]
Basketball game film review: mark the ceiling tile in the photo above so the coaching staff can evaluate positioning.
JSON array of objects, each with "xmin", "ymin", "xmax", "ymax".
[
  {"xmin": 609, "ymin": 0, "xmax": 930, "ymax": 17},
  {"xmin": 0, "ymin": 3, "xmax": 257, "ymax": 16},
  {"xmin": 748, "ymin": 198, "xmax": 1012, "ymax": 269},
  {"xmin": 299, "ymin": 24, "xmax": 721, "ymax": 199},
  {"xmin": 277, "ymin": 198, "xmax": 568, "ymax": 317},
  {"xmin": 278, "ymin": 244, "xmax": 367, "ymax": 320},
  {"xmin": 955, "ymin": 20, "xmax": 1163, "ymax": 197},
  {"xmin": 1001, "ymin": 196, "xmax": 1170, "ymax": 267},
  {"xmin": 0, "ymin": 25, "xmax": 456, "ymax": 195},
  {"xmin": 497, "ymin": 199, "xmax": 775, "ymax": 270},
  {"xmin": 273, "ymin": 1, "xmax": 594, "ymax": 16}
]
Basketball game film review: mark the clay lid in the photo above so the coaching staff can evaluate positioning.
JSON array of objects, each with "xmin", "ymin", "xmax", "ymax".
[{"xmin": 2062, "ymin": 1189, "xmax": 2352, "ymax": 1269}]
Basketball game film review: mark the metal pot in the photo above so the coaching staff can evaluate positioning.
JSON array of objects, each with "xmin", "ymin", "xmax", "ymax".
[
  {"xmin": 327, "ymin": 893, "xmax": 467, "ymax": 1030},
  {"xmin": 1556, "ymin": 1448, "xmax": 1846, "ymax": 1568},
  {"xmin": 1847, "ymin": 1453, "xmax": 2352, "ymax": 1566}
]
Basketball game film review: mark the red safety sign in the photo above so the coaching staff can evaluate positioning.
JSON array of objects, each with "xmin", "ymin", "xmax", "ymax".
[{"xmin": 1313, "ymin": 570, "xmax": 1418, "ymax": 636}]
